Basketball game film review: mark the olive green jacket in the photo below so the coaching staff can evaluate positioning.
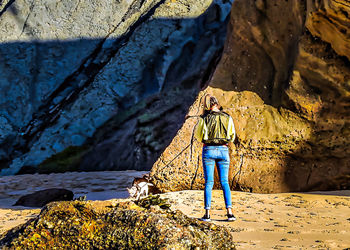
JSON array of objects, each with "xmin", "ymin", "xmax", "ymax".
[{"xmin": 194, "ymin": 111, "xmax": 236, "ymax": 143}]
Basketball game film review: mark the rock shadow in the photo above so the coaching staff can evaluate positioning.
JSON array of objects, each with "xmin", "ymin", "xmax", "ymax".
[{"xmin": 0, "ymin": 0, "xmax": 234, "ymax": 175}]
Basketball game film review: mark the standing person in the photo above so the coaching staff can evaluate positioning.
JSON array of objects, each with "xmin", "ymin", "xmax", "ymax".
[{"xmin": 195, "ymin": 95, "xmax": 236, "ymax": 222}]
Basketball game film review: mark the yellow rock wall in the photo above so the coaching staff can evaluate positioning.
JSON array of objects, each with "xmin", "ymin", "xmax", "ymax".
[{"xmin": 150, "ymin": 0, "xmax": 350, "ymax": 193}]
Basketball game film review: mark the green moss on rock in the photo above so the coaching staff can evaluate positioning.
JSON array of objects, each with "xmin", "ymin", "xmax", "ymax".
[
  {"xmin": 0, "ymin": 198, "xmax": 235, "ymax": 249},
  {"xmin": 36, "ymin": 146, "xmax": 89, "ymax": 174}
]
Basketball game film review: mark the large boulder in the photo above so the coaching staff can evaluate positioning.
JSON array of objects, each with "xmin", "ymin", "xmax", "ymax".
[
  {"xmin": 0, "ymin": 0, "xmax": 233, "ymax": 175},
  {"xmin": 150, "ymin": 0, "xmax": 350, "ymax": 193},
  {"xmin": 1, "ymin": 197, "xmax": 236, "ymax": 249}
]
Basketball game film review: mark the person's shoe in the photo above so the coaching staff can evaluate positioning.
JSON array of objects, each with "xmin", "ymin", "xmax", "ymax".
[
  {"xmin": 200, "ymin": 214, "xmax": 211, "ymax": 222},
  {"xmin": 227, "ymin": 213, "xmax": 236, "ymax": 221}
]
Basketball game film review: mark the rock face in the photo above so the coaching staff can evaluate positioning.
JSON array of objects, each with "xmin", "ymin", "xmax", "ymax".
[
  {"xmin": 0, "ymin": 198, "xmax": 235, "ymax": 249},
  {"xmin": 0, "ymin": 0, "xmax": 233, "ymax": 174},
  {"xmin": 150, "ymin": 0, "xmax": 350, "ymax": 193},
  {"xmin": 13, "ymin": 188, "xmax": 74, "ymax": 207}
]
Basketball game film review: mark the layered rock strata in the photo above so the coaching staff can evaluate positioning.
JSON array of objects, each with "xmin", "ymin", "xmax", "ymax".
[
  {"xmin": 0, "ymin": 0, "xmax": 233, "ymax": 174},
  {"xmin": 0, "ymin": 198, "xmax": 235, "ymax": 249},
  {"xmin": 150, "ymin": 0, "xmax": 350, "ymax": 193}
]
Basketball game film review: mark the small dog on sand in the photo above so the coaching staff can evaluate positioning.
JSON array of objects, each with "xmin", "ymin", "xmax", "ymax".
[
  {"xmin": 127, "ymin": 174, "xmax": 157, "ymax": 200},
  {"xmin": 127, "ymin": 181, "xmax": 154, "ymax": 200}
]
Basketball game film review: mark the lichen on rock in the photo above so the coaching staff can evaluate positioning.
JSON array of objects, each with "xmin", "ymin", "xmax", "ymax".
[{"xmin": 0, "ymin": 197, "xmax": 235, "ymax": 249}]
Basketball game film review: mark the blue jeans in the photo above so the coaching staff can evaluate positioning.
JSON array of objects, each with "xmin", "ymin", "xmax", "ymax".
[{"xmin": 202, "ymin": 145, "xmax": 232, "ymax": 209}]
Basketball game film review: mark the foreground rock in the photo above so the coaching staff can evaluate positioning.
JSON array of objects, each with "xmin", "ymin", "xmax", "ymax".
[
  {"xmin": 0, "ymin": 196, "xmax": 235, "ymax": 249},
  {"xmin": 150, "ymin": 0, "xmax": 350, "ymax": 193},
  {"xmin": 13, "ymin": 188, "xmax": 73, "ymax": 207}
]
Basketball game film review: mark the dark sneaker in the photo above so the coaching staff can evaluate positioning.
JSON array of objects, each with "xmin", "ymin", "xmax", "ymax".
[
  {"xmin": 227, "ymin": 214, "xmax": 236, "ymax": 221},
  {"xmin": 200, "ymin": 214, "xmax": 211, "ymax": 222}
]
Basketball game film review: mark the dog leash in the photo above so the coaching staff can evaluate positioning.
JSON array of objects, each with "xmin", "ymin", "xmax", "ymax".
[
  {"xmin": 231, "ymin": 139, "xmax": 244, "ymax": 189},
  {"xmin": 159, "ymin": 94, "xmax": 208, "ymax": 171}
]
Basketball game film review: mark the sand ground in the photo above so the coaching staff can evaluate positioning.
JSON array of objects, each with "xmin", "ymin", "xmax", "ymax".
[
  {"xmin": 162, "ymin": 190, "xmax": 350, "ymax": 249},
  {"xmin": 0, "ymin": 172, "xmax": 349, "ymax": 249}
]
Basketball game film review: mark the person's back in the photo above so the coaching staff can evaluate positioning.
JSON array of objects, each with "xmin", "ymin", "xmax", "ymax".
[{"xmin": 202, "ymin": 110, "xmax": 232, "ymax": 145}]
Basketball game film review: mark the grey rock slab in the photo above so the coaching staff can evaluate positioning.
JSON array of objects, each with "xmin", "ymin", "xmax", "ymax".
[
  {"xmin": 0, "ymin": 0, "xmax": 233, "ymax": 175},
  {"xmin": 0, "ymin": 0, "xmax": 134, "ymax": 135}
]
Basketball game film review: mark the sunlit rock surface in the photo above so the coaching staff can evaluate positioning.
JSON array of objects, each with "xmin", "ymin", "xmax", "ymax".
[
  {"xmin": 0, "ymin": 198, "xmax": 235, "ymax": 249},
  {"xmin": 0, "ymin": 0, "xmax": 233, "ymax": 174},
  {"xmin": 150, "ymin": 0, "xmax": 350, "ymax": 193}
]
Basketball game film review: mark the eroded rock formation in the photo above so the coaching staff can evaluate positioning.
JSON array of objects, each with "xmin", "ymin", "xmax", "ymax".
[
  {"xmin": 0, "ymin": 197, "xmax": 235, "ymax": 249},
  {"xmin": 0, "ymin": 0, "xmax": 233, "ymax": 174},
  {"xmin": 150, "ymin": 0, "xmax": 350, "ymax": 193}
]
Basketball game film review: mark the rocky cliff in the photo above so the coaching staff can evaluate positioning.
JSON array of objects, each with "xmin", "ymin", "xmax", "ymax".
[
  {"xmin": 150, "ymin": 0, "xmax": 350, "ymax": 193},
  {"xmin": 0, "ymin": 0, "xmax": 233, "ymax": 174}
]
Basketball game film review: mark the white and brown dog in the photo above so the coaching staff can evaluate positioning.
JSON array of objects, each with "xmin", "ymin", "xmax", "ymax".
[{"xmin": 127, "ymin": 174, "xmax": 155, "ymax": 200}]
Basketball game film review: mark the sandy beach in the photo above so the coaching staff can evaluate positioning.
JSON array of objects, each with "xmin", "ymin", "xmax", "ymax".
[
  {"xmin": 1, "ymin": 172, "xmax": 350, "ymax": 249},
  {"xmin": 162, "ymin": 190, "xmax": 350, "ymax": 249}
]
